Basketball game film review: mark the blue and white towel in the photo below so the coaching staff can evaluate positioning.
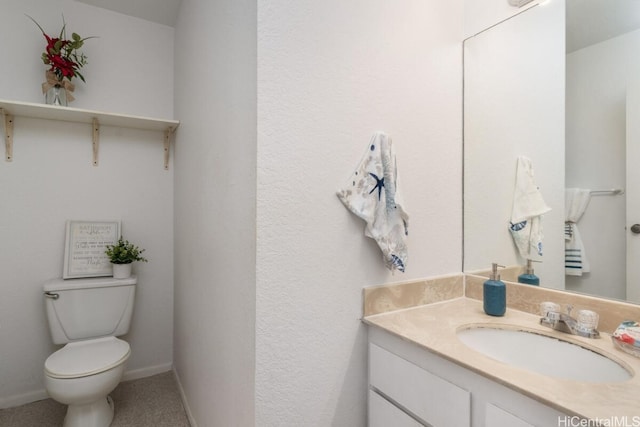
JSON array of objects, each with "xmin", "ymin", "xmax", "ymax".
[
  {"xmin": 509, "ymin": 156, "xmax": 551, "ymax": 259},
  {"xmin": 565, "ymin": 188, "xmax": 591, "ymax": 276},
  {"xmin": 337, "ymin": 132, "xmax": 409, "ymax": 273}
]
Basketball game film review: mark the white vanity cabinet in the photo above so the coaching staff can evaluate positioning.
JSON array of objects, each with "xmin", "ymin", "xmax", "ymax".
[
  {"xmin": 368, "ymin": 327, "xmax": 567, "ymax": 427},
  {"xmin": 485, "ymin": 403, "xmax": 536, "ymax": 427},
  {"xmin": 368, "ymin": 389, "xmax": 423, "ymax": 427},
  {"xmin": 369, "ymin": 343, "xmax": 470, "ymax": 426}
]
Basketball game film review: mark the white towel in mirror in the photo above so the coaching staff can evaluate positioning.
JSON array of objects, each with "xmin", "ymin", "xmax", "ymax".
[
  {"xmin": 509, "ymin": 156, "xmax": 552, "ymax": 259},
  {"xmin": 565, "ymin": 188, "xmax": 591, "ymax": 276}
]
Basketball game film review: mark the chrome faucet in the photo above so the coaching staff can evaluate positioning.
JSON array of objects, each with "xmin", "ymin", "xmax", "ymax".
[{"xmin": 540, "ymin": 304, "xmax": 600, "ymax": 339}]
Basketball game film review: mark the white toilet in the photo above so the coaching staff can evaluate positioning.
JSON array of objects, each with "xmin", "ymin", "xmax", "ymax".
[{"xmin": 43, "ymin": 276, "xmax": 137, "ymax": 427}]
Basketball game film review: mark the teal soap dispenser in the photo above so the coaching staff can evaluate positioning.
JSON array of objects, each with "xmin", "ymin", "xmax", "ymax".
[
  {"xmin": 518, "ymin": 259, "xmax": 540, "ymax": 286},
  {"xmin": 483, "ymin": 263, "xmax": 506, "ymax": 317}
]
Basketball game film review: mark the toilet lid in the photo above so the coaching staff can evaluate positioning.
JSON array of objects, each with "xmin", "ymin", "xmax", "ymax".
[{"xmin": 45, "ymin": 336, "xmax": 130, "ymax": 379}]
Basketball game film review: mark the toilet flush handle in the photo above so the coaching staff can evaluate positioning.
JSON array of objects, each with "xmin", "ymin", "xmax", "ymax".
[{"xmin": 44, "ymin": 291, "xmax": 59, "ymax": 300}]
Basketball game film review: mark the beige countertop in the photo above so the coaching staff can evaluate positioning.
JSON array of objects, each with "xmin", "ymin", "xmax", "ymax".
[{"xmin": 364, "ymin": 297, "xmax": 640, "ymax": 420}]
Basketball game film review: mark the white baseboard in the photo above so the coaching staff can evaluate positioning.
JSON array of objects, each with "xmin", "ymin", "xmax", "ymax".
[
  {"xmin": 1, "ymin": 363, "xmax": 173, "ymax": 410},
  {"xmin": 0, "ymin": 389, "xmax": 49, "ymax": 410},
  {"xmin": 173, "ymin": 368, "xmax": 198, "ymax": 427},
  {"xmin": 122, "ymin": 362, "xmax": 173, "ymax": 382}
]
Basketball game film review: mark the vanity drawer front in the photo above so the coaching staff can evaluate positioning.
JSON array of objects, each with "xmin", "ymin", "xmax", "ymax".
[
  {"xmin": 369, "ymin": 389, "xmax": 424, "ymax": 427},
  {"xmin": 369, "ymin": 343, "xmax": 471, "ymax": 427}
]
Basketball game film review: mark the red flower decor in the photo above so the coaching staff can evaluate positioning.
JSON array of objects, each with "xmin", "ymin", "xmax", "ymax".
[{"xmin": 27, "ymin": 15, "xmax": 94, "ymax": 82}]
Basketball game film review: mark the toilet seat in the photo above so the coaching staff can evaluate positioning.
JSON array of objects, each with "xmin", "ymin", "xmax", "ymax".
[{"xmin": 45, "ymin": 336, "xmax": 130, "ymax": 379}]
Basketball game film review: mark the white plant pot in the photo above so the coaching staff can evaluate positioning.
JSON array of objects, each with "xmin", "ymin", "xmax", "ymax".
[{"xmin": 112, "ymin": 263, "xmax": 132, "ymax": 279}]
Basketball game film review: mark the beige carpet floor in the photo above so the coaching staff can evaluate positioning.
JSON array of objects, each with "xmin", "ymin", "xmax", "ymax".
[{"xmin": 0, "ymin": 371, "xmax": 190, "ymax": 427}]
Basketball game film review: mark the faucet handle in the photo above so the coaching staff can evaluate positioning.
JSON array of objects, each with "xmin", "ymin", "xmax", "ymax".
[
  {"xmin": 576, "ymin": 309, "xmax": 599, "ymax": 332},
  {"xmin": 539, "ymin": 301, "xmax": 560, "ymax": 317}
]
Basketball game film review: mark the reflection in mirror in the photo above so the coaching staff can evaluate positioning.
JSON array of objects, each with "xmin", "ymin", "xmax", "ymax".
[
  {"xmin": 463, "ymin": 0, "xmax": 640, "ymax": 303},
  {"xmin": 566, "ymin": 0, "xmax": 640, "ymax": 303},
  {"xmin": 463, "ymin": 0, "xmax": 565, "ymax": 289}
]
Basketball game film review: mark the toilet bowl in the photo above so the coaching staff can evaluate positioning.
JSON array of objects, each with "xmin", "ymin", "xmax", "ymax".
[
  {"xmin": 42, "ymin": 276, "xmax": 137, "ymax": 427},
  {"xmin": 44, "ymin": 336, "xmax": 131, "ymax": 427},
  {"xmin": 44, "ymin": 337, "xmax": 131, "ymax": 427}
]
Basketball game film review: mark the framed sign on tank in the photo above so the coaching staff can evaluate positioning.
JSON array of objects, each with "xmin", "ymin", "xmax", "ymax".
[{"xmin": 63, "ymin": 220, "xmax": 121, "ymax": 279}]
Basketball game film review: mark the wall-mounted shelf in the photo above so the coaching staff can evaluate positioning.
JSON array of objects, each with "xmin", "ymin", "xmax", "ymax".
[{"xmin": 0, "ymin": 99, "xmax": 180, "ymax": 169}]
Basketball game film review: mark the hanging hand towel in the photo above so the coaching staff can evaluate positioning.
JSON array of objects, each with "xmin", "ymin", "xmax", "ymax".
[
  {"xmin": 565, "ymin": 188, "xmax": 591, "ymax": 276},
  {"xmin": 509, "ymin": 156, "xmax": 552, "ymax": 258},
  {"xmin": 337, "ymin": 132, "xmax": 409, "ymax": 273}
]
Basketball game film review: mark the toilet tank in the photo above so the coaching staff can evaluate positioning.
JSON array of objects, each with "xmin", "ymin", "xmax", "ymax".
[{"xmin": 43, "ymin": 276, "xmax": 137, "ymax": 344}]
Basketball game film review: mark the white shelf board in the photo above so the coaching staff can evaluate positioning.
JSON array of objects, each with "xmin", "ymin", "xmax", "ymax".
[{"xmin": 0, "ymin": 99, "xmax": 179, "ymax": 132}]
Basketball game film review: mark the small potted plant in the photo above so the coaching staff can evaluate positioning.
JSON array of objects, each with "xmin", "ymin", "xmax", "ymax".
[{"xmin": 105, "ymin": 236, "xmax": 148, "ymax": 279}]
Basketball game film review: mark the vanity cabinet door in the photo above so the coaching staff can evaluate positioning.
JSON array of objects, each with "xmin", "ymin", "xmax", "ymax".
[
  {"xmin": 368, "ymin": 389, "xmax": 424, "ymax": 427},
  {"xmin": 485, "ymin": 403, "xmax": 534, "ymax": 427},
  {"xmin": 369, "ymin": 343, "xmax": 471, "ymax": 427},
  {"xmin": 368, "ymin": 328, "xmax": 569, "ymax": 427}
]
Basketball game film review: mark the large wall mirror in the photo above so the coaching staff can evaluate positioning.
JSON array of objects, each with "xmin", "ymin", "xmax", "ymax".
[{"xmin": 463, "ymin": 0, "xmax": 640, "ymax": 304}]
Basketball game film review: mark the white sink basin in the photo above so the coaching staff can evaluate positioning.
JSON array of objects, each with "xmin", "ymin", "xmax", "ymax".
[{"xmin": 457, "ymin": 327, "xmax": 631, "ymax": 383}]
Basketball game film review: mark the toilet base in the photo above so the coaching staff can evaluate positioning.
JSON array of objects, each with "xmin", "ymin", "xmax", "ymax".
[{"xmin": 63, "ymin": 395, "xmax": 114, "ymax": 427}]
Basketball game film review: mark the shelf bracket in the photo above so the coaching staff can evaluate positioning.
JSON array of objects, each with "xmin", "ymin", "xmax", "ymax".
[
  {"xmin": 1, "ymin": 108, "xmax": 14, "ymax": 162},
  {"xmin": 92, "ymin": 118, "xmax": 99, "ymax": 166},
  {"xmin": 164, "ymin": 127, "xmax": 174, "ymax": 170}
]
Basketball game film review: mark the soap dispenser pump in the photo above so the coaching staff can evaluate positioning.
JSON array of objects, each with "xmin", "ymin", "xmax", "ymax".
[
  {"xmin": 518, "ymin": 259, "xmax": 540, "ymax": 286},
  {"xmin": 483, "ymin": 263, "xmax": 506, "ymax": 317}
]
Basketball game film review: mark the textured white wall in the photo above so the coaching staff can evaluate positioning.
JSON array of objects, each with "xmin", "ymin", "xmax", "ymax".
[
  {"xmin": 565, "ymin": 30, "xmax": 640, "ymax": 300},
  {"xmin": 174, "ymin": 0, "xmax": 463, "ymax": 425},
  {"xmin": 256, "ymin": 0, "xmax": 463, "ymax": 425},
  {"xmin": 0, "ymin": 0, "xmax": 175, "ymax": 408},
  {"xmin": 173, "ymin": 0, "xmax": 257, "ymax": 425}
]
